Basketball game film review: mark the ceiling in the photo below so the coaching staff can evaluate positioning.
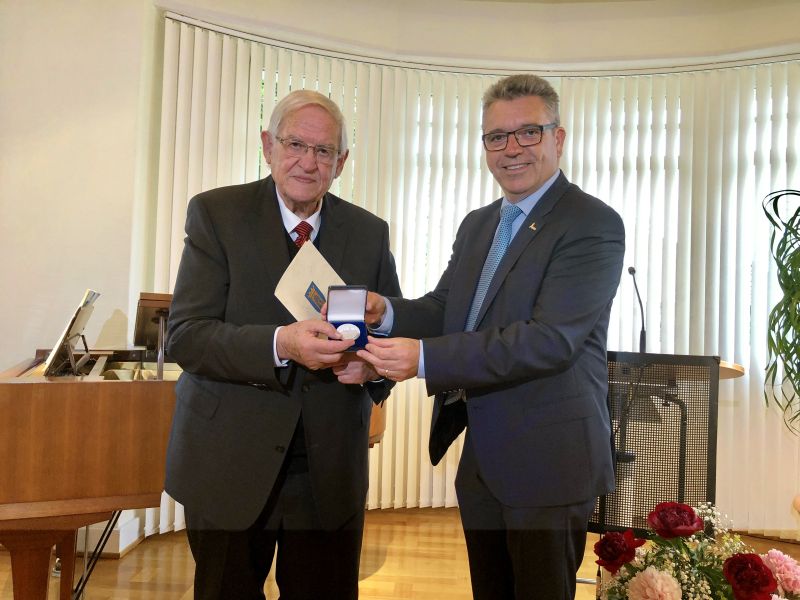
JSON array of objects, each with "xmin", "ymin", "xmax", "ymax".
[{"xmin": 462, "ymin": 0, "xmax": 647, "ymax": 3}]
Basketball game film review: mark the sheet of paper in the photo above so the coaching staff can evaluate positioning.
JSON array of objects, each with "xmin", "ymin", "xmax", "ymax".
[{"xmin": 275, "ymin": 242, "xmax": 344, "ymax": 322}]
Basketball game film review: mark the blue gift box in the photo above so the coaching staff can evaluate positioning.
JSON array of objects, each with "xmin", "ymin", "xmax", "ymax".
[{"xmin": 327, "ymin": 285, "xmax": 368, "ymax": 351}]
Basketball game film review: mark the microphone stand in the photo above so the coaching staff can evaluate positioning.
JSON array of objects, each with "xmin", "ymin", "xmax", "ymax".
[{"xmin": 628, "ymin": 266, "xmax": 646, "ymax": 353}]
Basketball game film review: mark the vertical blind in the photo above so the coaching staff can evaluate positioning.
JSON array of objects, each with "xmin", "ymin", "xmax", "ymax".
[
  {"xmin": 151, "ymin": 14, "xmax": 800, "ymax": 539},
  {"xmin": 561, "ymin": 65, "xmax": 800, "ymax": 539}
]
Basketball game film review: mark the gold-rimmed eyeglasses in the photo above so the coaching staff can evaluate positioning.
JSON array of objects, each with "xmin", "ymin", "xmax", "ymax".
[
  {"xmin": 275, "ymin": 136, "xmax": 339, "ymax": 165},
  {"xmin": 482, "ymin": 123, "xmax": 558, "ymax": 152}
]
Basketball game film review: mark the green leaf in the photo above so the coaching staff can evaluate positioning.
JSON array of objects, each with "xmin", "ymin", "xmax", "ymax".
[{"xmin": 763, "ymin": 190, "xmax": 800, "ymax": 434}]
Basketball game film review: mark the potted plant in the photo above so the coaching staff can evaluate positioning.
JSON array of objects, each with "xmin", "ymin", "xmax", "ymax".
[{"xmin": 763, "ymin": 189, "xmax": 800, "ymax": 433}]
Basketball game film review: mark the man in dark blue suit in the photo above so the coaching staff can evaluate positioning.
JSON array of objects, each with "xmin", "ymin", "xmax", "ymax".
[{"xmin": 359, "ymin": 75, "xmax": 625, "ymax": 599}]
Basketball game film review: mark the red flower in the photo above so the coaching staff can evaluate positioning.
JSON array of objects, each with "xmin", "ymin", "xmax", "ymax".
[
  {"xmin": 646, "ymin": 502, "xmax": 704, "ymax": 538},
  {"xmin": 594, "ymin": 529, "xmax": 646, "ymax": 574},
  {"xmin": 723, "ymin": 553, "xmax": 778, "ymax": 600}
]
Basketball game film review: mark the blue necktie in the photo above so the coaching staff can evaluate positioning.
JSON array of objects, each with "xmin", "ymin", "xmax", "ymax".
[{"xmin": 464, "ymin": 204, "xmax": 523, "ymax": 331}]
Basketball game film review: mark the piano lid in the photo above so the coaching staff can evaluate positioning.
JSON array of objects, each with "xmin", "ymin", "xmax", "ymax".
[{"xmin": 133, "ymin": 292, "xmax": 172, "ymax": 350}]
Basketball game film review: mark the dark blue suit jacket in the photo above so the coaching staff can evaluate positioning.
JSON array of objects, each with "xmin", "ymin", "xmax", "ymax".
[{"xmin": 391, "ymin": 171, "xmax": 624, "ymax": 507}]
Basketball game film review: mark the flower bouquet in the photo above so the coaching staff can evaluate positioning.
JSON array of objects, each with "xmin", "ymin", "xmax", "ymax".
[{"xmin": 594, "ymin": 502, "xmax": 800, "ymax": 600}]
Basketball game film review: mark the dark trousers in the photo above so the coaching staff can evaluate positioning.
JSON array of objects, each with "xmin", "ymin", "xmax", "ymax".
[
  {"xmin": 455, "ymin": 432, "xmax": 595, "ymax": 600},
  {"xmin": 185, "ymin": 467, "xmax": 364, "ymax": 600}
]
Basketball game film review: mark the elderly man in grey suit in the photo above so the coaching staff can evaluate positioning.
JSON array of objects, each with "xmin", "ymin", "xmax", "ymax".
[
  {"xmin": 165, "ymin": 90, "xmax": 401, "ymax": 600},
  {"xmin": 359, "ymin": 75, "xmax": 625, "ymax": 600}
]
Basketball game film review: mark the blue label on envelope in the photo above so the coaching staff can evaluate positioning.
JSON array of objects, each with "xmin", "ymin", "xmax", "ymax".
[{"xmin": 304, "ymin": 282, "xmax": 326, "ymax": 313}]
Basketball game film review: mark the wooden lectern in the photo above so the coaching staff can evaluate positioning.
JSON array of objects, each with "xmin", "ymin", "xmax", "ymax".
[{"xmin": 0, "ymin": 292, "xmax": 386, "ymax": 599}]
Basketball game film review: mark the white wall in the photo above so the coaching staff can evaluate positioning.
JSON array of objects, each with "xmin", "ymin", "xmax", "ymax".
[
  {"xmin": 0, "ymin": 0, "xmax": 160, "ymax": 368},
  {"xmin": 2, "ymin": 0, "xmax": 799, "ymax": 369}
]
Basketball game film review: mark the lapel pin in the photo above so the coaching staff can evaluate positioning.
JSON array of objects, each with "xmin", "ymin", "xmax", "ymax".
[{"xmin": 529, "ymin": 222, "xmax": 537, "ymax": 231}]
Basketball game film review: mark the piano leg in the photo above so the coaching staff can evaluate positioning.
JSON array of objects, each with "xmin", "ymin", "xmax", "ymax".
[
  {"xmin": 56, "ymin": 530, "xmax": 77, "ymax": 600},
  {"xmin": 0, "ymin": 529, "xmax": 66, "ymax": 600},
  {"xmin": 1, "ymin": 513, "xmax": 114, "ymax": 599}
]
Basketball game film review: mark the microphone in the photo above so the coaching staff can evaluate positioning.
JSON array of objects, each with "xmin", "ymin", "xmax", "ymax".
[{"xmin": 628, "ymin": 266, "xmax": 646, "ymax": 353}]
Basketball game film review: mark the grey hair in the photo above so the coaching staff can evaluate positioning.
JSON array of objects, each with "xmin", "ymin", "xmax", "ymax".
[
  {"xmin": 482, "ymin": 74, "xmax": 560, "ymax": 125},
  {"xmin": 267, "ymin": 89, "xmax": 349, "ymax": 152}
]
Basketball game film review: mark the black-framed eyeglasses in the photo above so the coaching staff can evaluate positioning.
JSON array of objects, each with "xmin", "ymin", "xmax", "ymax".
[
  {"xmin": 481, "ymin": 123, "xmax": 558, "ymax": 151},
  {"xmin": 275, "ymin": 136, "xmax": 339, "ymax": 165}
]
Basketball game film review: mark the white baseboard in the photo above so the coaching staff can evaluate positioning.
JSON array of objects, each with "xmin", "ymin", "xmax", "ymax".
[{"xmin": 75, "ymin": 510, "xmax": 145, "ymax": 558}]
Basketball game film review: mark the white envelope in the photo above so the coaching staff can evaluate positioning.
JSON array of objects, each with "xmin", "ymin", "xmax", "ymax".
[{"xmin": 274, "ymin": 242, "xmax": 344, "ymax": 321}]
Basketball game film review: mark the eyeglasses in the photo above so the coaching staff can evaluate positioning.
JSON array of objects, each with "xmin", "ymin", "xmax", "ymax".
[
  {"xmin": 275, "ymin": 136, "xmax": 339, "ymax": 165},
  {"xmin": 481, "ymin": 123, "xmax": 558, "ymax": 152}
]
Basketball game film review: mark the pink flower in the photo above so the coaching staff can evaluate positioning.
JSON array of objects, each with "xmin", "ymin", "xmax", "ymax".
[
  {"xmin": 761, "ymin": 549, "xmax": 800, "ymax": 594},
  {"xmin": 626, "ymin": 566, "xmax": 682, "ymax": 600}
]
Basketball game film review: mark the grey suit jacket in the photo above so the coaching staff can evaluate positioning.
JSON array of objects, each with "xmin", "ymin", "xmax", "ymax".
[
  {"xmin": 391, "ymin": 172, "xmax": 624, "ymax": 508},
  {"xmin": 164, "ymin": 176, "xmax": 401, "ymax": 530}
]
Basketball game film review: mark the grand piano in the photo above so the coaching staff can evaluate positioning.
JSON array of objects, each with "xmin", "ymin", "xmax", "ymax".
[
  {"xmin": 0, "ymin": 292, "xmax": 177, "ymax": 600},
  {"xmin": 0, "ymin": 293, "xmax": 387, "ymax": 600}
]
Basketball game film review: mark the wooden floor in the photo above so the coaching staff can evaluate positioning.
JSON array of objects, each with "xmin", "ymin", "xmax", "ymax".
[{"xmin": 1, "ymin": 508, "xmax": 798, "ymax": 599}]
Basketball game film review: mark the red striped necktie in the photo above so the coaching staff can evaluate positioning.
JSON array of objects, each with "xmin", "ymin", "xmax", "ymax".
[{"xmin": 293, "ymin": 221, "xmax": 313, "ymax": 248}]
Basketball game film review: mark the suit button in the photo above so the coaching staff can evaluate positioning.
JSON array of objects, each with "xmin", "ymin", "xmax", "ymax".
[
  {"xmin": 275, "ymin": 445, "xmax": 286, "ymax": 453},
  {"xmin": 301, "ymin": 384, "xmax": 310, "ymax": 392}
]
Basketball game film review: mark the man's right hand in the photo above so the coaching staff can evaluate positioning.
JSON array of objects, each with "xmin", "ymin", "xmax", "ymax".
[
  {"xmin": 365, "ymin": 292, "xmax": 387, "ymax": 327},
  {"xmin": 276, "ymin": 320, "xmax": 352, "ymax": 370},
  {"xmin": 321, "ymin": 291, "xmax": 387, "ymax": 328}
]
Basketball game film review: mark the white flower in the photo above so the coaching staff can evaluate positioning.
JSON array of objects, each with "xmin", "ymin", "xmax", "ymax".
[{"xmin": 627, "ymin": 566, "xmax": 682, "ymax": 600}]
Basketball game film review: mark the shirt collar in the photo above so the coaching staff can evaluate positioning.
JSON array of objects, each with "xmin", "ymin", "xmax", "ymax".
[
  {"xmin": 276, "ymin": 190, "xmax": 323, "ymax": 241},
  {"xmin": 502, "ymin": 169, "xmax": 561, "ymax": 216}
]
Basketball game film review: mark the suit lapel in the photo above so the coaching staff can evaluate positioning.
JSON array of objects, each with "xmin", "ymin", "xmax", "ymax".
[
  {"xmin": 246, "ymin": 176, "xmax": 293, "ymax": 292},
  {"xmin": 317, "ymin": 193, "xmax": 349, "ymax": 278},
  {"xmin": 446, "ymin": 199, "xmax": 503, "ymax": 332},
  {"xmin": 472, "ymin": 173, "xmax": 570, "ymax": 329}
]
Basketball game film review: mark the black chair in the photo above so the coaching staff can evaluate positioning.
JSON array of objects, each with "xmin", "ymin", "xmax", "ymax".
[{"xmin": 589, "ymin": 351, "xmax": 720, "ymax": 536}]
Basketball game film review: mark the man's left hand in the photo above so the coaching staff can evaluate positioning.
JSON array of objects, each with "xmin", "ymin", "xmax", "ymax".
[
  {"xmin": 357, "ymin": 336, "xmax": 419, "ymax": 382},
  {"xmin": 332, "ymin": 355, "xmax": 379, "ymax": 385}
]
